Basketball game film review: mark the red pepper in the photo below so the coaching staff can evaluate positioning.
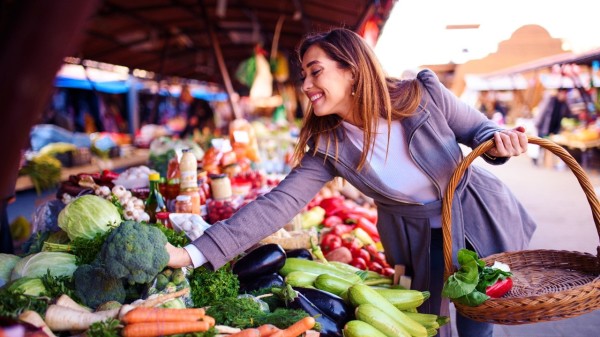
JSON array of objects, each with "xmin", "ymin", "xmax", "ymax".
[
  {"xmin": 356, "ymin": 217, "xmax": 380, "ymax": 241},
  {"xmin": 331, "ymin": 223, "xmax": 355, "ymax": 236},
  {"xmin": 485, "ymin": 277, "xmax": 513, "ymax": 298},
  {"xmin": 319, "ymin": 197, "xmax": 346, "ymax": 217},
  {"xmin": 322, "ymin": 215, "xmax": 343, "ymax": 228},
  {"xmin": 101, "ymin": 169, "xmax": 120, "ymax": 181}
]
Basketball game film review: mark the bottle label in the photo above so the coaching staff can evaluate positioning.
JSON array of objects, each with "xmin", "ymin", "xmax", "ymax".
[{"xmin": 180, "ymin": 171, "xmax": 198, "ymax": 189}]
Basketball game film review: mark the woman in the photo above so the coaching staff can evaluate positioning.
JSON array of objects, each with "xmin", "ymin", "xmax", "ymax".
[{"xmin": 167, "ymin": 28, "xmax": 536, "ymax": 337}]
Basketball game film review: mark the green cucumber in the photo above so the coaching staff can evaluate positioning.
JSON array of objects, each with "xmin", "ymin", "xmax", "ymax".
[
  {"xmin": 374, "ymin": 288, "xmax": 430, "ymax": 310},
  {"xmin": 279, "ymin": 258, "xmax": 363, "ymax": 283},
  {"xmin": 356, "ymin": 303, "xmax": 411, "ymax": 337},
  {"xmin": 343, "ymin": 320, "xmax": 388, "ymax": 337},
  {"xmin": 348, "ymin": 284, "xmax": 428, "ymax": 337},
  {"xmin": 284, "ymin": 271, "xmax": 318, "ymax": 288}
]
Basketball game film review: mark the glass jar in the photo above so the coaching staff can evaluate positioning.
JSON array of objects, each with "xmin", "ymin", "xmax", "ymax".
[
  {"xmin": 180, "ymin": 188, "xmax": 201, "ymax": 215},
  {"xmin": 175, "ymin": 195, "xmax": 193, "ymax": 213},
  {"xmin": 209, "ymin": 173, "xmax": 232, "ymax": 200},
  {"xmin": 206, "ymin": 197, "xmax": 239, "ymax": 224}
]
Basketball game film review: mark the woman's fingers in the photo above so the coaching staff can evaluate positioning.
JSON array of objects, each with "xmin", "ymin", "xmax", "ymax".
[{"xmin": 488, "ymin": 127, "xmax": 528, "ymax": 157}]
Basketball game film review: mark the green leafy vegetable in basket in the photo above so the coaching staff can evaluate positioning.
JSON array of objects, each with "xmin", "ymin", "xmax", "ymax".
[{"xmin": 442, "ymin": 249, "xmax": 513, "ymax": 306}]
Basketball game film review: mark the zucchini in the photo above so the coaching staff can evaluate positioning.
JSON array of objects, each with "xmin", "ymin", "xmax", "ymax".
[
  {"xmin": 279, "ymin": 258, "xmax": 363, "ymax": 284},
  {"xmin": 402, "ymin": 311, "xmax": 449, "ymax": 329},
  {"xmin": 343, "ymin": 320, "xmax": 388, "ymax": 337},
  {"xmin": 284, "ymin": 271, "xmax": 318, "ymax": 288},
  {"xmin": 373, "ymin": 288, "xmax": 430, "ymax": 310},
  {"xmin": 314, "ymin": 273, "xmax": 356, "ymax": 297},
  {"xmin": 328, "ymin": 261, "xmax": 386, "ymax": 280},
  {"xmin": 355, "ymin": 303, "xmax": 411, "ymax": 337},
  {"xmin": 347, "ymin": 284, "xmax": 428, "ymax": 337}
]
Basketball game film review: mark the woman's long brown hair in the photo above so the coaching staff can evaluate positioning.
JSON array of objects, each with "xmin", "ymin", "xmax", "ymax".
[{"xmin": 292, "ymin": 28, "xmax": 423, "ymax": 171}]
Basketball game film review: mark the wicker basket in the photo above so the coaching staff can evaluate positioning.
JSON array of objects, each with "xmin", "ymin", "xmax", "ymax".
[{"xmin": 442, "ymin": 135, "xmax": 600, "ymax": 324}]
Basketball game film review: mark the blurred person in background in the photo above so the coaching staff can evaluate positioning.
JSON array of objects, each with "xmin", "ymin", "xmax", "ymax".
[{"xmin": 535, "ymin": 88, "xmax": 574, "ymax": 137}]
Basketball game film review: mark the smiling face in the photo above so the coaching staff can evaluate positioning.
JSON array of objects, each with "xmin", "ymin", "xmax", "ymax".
[{"xmin": 301, "ymin": 45, "xmax": 356, "ymax": 123}]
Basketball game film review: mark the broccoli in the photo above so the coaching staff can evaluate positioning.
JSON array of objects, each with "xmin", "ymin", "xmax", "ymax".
[
  {"xmin": 73, "ymin": 263, "xmax": 126, "ymax": 309},
  {"xmin": 98, "ymin": 221, "xmax": 170, "ymax": 285}
]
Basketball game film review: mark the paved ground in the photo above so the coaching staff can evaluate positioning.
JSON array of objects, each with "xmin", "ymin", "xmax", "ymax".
[
  {"xmin": 7, "ymin": 146, "xmax": 600, "ymax": 336},
  {"xmin": 448, "ymin": 146, "xmax": 600, "ymax": 337}
]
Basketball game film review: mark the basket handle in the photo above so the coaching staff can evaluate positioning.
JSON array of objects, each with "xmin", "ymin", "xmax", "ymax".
[{"xmin": 442, "ymin": 135, "xmax": 600, "ymax": 278}]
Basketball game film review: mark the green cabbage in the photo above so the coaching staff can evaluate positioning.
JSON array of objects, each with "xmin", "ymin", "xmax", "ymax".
[
  {"xmin": 10, "ymin": 252, "xmax": 77, "ymax": 281},
  {"xmin": 7, "ymin": 277, "xmax": 46, "ymax": 296},
  {"xmin": 58, "ymin": 195, "xmax": 121, "ymax": 240},
  {"xmin": 0, "ymin": 253, "xmax": 21, "ymax": 287}
]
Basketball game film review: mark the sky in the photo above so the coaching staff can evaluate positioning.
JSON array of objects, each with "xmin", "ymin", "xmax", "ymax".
[{"xmin": 374, "ymin": 0, "xmax": 600, "ymax": 77}]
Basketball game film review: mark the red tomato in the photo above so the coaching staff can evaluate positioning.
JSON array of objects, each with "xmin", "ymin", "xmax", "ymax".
[
  {"xmin": 356, "ymin": 248, "xmax": 371, "ymax": 263},
  {"xmin": 320, "ymin": 234, "xmax": 342, "ymax": 253},
  {"xmin": 368, "ymin": 261, "xmax": 383, "ymax": 274},
  {"xmin": 350, "ymin": 257, "xmax": 368, "ymax": 270},
  {"xmin": 381, "ymin": 267, "xmax": 395, "ymax": 277},
  {"xmin": 342, "ymin": 237, "xmax": 363, "ymax": 256}
]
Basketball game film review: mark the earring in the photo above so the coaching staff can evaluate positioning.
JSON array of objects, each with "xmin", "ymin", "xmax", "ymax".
[{"xmin": 351, "ymin": 90, "xmax": 356, "ymax": 96}]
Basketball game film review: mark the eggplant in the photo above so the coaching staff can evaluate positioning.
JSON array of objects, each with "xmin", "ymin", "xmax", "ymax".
[
  {"xmin": 277, "ymin": 285, "xmax": 342, "ymax": 337},
  {"xmin": 232, "ymin": 243, "xmax": 286, "ymax": 281},
  {"xmin": 285, "ymin": 248, "xmax": 313, "ymax": 260},
  {"xmin": 293, "ymin": 286, "xmax": 353, "ymax": 326},
  {"xmin": 239, "ymin": 273, "xmax": 285, "ymax": 293}
]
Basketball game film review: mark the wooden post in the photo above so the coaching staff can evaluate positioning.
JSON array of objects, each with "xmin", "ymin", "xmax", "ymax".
[{"xmin": 199, "ymin": 0, "xmax": 242, "ymax": 120}]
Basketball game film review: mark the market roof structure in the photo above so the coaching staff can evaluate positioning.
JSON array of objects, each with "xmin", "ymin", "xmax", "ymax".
[{"xmin": 73, "ymin": 0, "xmax": 395, "ymax": 92}]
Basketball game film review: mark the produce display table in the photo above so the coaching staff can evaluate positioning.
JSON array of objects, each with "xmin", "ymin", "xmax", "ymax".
[
  {"xmin": 548, "ymin": 135, "xmax": 600, "ymax": 168},
  {"xmin": 15, "ymin": 148, "xmax": 150, "ymax": 192}
]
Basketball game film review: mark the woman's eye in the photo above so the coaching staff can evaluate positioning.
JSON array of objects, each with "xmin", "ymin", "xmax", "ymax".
[{"xmin": 311, "ymin": 69, "xmax": 322, "ymax": 77}]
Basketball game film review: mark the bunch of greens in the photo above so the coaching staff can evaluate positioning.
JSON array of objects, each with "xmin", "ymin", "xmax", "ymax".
[
  {"xmin": 86, "ymin": 318, "xmax": 121, "ymax": 337},
  {"xmin": 19, "ymin": 154, "xmax": 62, "ymax": 195},
  {"xmin": 188, "ymin": 264, "xmax": 239, "ymax": 307},
  {"xmin": 0, "ymin": 287, "xmax": 50, "ymax": 319},
  {"xmin": 206, "ymin": 295, "xmax": 310, "ymax": 329},
  {"xmin": 152, "ymin": 222, "xmax": 190, "ymax": 247},
  {"xmin": 442, "ymin": 249, "xmax": 512, "ymax": 306},
  {"xmin": 40, "ymin": 270, "xmax": 78, "ymax": 300}
]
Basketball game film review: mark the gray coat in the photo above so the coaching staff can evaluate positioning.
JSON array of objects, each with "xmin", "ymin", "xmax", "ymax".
[{"xmin": 192, "ymin": 69, "xmax": 536, "ymax": 279}]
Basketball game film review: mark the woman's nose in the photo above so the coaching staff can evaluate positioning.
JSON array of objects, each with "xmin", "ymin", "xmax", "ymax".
[{"xmin": 302, "ymin": 79, "xmax": 311, "ymax": 93}]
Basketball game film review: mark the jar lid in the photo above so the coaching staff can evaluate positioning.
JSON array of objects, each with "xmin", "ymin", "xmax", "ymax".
[
  {"xmin": 209, "ymin": 173, "xmax": 228, "ymax": 179},
  {"xmin": 176, "ymin": 195, "xmax": 192, "ymax": 201},
  {"xmin": 156, "ymin": 212, "xmax": 170, "ymax": 220}
]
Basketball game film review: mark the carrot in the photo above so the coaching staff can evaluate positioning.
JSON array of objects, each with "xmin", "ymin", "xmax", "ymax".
[
  {"xmin": 228, "ymin": 328, "xmax": 260, "ymax": 337},
  {"xmin": 270, "ymin": 317, "xmax": 316, "ymax": 337},
  {"xmin": 121, "ymin": 307, "xmax": 205, "ymax": 324},
  {"xmin": 202, "ymin": 314, "xmax": 215, "ymax": 327},
  {"xmin": 257, "ymin": 324, "xmax": 281, "ymax": 336},
  {"xmin": 122, "ymin": 321, "xmax": 210, "ymax": 337}
]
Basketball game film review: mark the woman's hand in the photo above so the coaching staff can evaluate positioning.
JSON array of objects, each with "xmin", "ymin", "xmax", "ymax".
[
  {"xmin": 486, "ymin": 126, "xmax": 528, "ymax": 158},
  {"xmin": 165, "ymin": 242, "xmax": 193, "ymax": 268}
]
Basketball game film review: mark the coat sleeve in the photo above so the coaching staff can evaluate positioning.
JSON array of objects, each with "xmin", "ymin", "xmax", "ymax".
[
  {"xmin": 191, "ymin": 152, "xmax": 336, "ymax": 269},
  {"xmin": 416, "ymin": 69, "xmax": 507, "ymax": 164}
]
